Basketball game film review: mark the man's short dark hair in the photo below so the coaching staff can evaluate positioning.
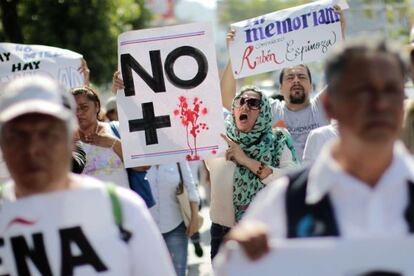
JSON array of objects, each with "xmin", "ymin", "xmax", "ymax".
[
  {"xmin": 279, "ymin": 64, "xmax": 312, "ymax": 85},
  {"xmin": 324, "ymin": 39, "xmax": 407, "ymax": 94}
]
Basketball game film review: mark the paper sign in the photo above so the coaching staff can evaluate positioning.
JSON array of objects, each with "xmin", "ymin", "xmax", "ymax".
[
  {"xmin": 229, "ymin": 0, "xmax": 348, "ymax": 79},
  {"xmin": 0, "ymin": 43, "xmax": 84, "ymax": 88},
  {"xmin": 214, "ymin": 237, "xmax": 414, "ymax": 276},
  {"xmin": 117, "ymin": 22, "xmax": 226, "ymax": 167}
]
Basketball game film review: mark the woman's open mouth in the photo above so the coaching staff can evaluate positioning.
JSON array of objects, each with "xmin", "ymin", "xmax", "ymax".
[{"xmin": 239, "ymin": 113, "xmax": 248, "ymax": 122}]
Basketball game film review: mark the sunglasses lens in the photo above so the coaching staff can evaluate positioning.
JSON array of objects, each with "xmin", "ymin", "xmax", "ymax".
[
  {"xmin": 247, "ymin": 98, "xmax": 260, "ymax": 109},
  {"xmin": 235, "ymin": 97, "xmax": 260, "ymax": 109}
]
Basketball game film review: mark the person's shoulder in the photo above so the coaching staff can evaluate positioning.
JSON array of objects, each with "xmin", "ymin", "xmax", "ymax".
[
  {"xmin": 308, "ymin": 124, "xmax": 333, "ymax": 137},
  {"xmin": 73, "ymin": 174, "xmax": 145, "ymax": 206},
  {"xmin": 103, "ymin": 120, "xmax": 120, "ymax": 130},
  {"xmin": 115, "ymin": 185, "xmax": 146, "ymax": 209}
]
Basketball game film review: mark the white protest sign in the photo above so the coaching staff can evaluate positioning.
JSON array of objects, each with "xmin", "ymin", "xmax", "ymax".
[
  {"xmin": 0, "ymin": 43, "xmax": 84, "ymax": 88},
  {"xmin": 229, "ymin": 0, "xmax": 348, "ymax": 79},
  {"xmin": 214, "ymin": 237, "xmax": 414, "ymax": 276},
  {"xmin": 118, "ymin": 23, "xmax": 226, "ymax": 167}
]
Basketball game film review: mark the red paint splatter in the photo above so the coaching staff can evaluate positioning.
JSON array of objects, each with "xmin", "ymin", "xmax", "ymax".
[
  {"xmin": 212, "ymin": 150, "xmax": 217, "ymax": 154},
  {"xmin": 173, "ymin": 96, "xmax": 209, "ymax": 160}
]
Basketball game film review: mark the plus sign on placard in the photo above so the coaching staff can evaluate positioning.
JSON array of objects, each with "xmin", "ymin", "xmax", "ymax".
[
  {"xmin": 129, "ymin": 102, "xmax": 171, "ymax": 145},
  {"xmin": 117, "ymin": 23, "xmax": 227, "ymax": 167}
]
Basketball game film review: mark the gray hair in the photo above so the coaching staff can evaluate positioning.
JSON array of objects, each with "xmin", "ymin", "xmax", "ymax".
[{"xmin": 325, "ymin": 38, "xmax": 407, "ymax": 94}]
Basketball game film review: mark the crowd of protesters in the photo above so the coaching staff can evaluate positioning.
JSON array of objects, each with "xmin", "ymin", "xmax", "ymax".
[{"xmin": 2, "ymin": 4, "xmax": 414, "ymax": 275}]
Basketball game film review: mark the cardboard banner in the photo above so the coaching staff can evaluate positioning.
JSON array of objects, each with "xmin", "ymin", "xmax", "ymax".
[
  {"xmin": 229, "ymin": 0, "xmax": 348, "ymax": 79},
  {"xmin": 214, "ymin": 237, "xmax": 414, "ymax": 275},
  {"xmin": 0, "ymin": 43, "xmax": 84, "ymax": 88},
  {"xmin": 117, "ymin": 23, "xmax": 226, "ymax": 167}
]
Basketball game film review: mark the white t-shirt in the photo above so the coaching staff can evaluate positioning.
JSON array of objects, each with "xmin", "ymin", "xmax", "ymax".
[
  {"xmin": 82, "ymin": 122, "xmax": 129, "ymax": 189},
  {"xmin": 270, "ymin": 94, "xmax": 329, "ymax": 161},
  {"xmin": 147, "ymin": 162, "xmax": 199, "ymax": 233},
  {"xmin": 0, "ymin": 175, "xmax": 175, "ymax": 275},
  {"xmin": 302, "ymin": 122, "xmax": 338, "ymax": 164}
]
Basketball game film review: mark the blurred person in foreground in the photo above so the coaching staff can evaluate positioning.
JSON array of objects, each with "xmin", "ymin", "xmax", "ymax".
[
  {"xmin": 217, "ymin": 39, "xmax": 414, "ymax": 262},
  {"xmin": 0, "ymin": 75, "xmax": 174, "ymax": 275},
  {"xmin": 401, "ymin": 26, "xmax": 414, "ymax": 154}
]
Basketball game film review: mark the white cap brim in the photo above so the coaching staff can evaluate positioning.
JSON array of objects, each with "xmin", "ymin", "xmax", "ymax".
[{"xmin": 0, "ymin": 99, "xmax": 72, "ymax": 124}]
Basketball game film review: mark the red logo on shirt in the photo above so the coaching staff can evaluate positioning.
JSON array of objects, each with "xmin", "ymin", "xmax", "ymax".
[{"xmin": 7, "ymin": 217, "xmax": 37, "ymax": 229}]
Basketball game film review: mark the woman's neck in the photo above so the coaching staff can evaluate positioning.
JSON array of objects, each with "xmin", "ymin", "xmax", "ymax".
[{"xmin": 80, "ymin": 121, "xmax": 99, "ymax": 135}]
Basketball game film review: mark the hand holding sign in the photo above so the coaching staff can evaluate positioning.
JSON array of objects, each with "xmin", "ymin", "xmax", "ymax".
[
  {"xmin": 225, "ymin": 220, "xmax": 270, "ymax": 261},
  {"xmin": 334, "ymin": 5, "xmax": 346, "ymax": 39},
  {"xmin": 226, "ymin": 29, "xmax": 236, "ymax": 49},
  {"xmin": 111, "ymin": 70, "xmax": 124, "ymax": 94},
  {"xmin": 77, "ymin": 58, "xmax": 90, "ymax": 86}
]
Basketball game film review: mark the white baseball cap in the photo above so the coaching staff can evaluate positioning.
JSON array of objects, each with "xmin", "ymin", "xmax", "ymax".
[{"xmin": 0, "ymin": 75, "xmax": 77, "ymax": 131}]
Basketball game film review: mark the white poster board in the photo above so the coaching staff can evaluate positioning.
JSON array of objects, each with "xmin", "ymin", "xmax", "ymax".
[
  {"xmin": 214, "ymin": 237, "xmax": 414, "ymax": 276},
  {"xmin": 0, "ymin": 43, "xmax": 84, "ymax": 88},
  {"xmin": 117, "ymin": 23, "xmax": 226, "ymax": 167},
  {"xmin": 229, "ymin": 0, "xmax": 348, "ymax": 79}
]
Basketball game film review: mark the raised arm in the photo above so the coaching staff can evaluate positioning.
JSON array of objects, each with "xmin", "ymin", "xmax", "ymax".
[
  {"xmin": 220, "ymin": 29, "xmax": 237, "ymax": 110},
  {"xmin": 335, "ymin": 5, "xmax": 346, "ymax": 40}
]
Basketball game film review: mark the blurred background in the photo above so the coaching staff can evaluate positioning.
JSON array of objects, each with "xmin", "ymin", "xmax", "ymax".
[{"xmin": 1, "ymin": 0, "xmax": 413, "ymax": 98}]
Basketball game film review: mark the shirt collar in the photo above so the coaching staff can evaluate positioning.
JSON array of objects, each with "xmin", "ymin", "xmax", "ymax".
[{"xmin": 306, "ymin": 141, "xmax": 414, "ymax": 204}]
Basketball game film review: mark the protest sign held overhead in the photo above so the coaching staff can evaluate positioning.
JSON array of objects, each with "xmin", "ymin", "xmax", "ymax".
[
  {"xmin": 229, "ymin": 0, "xmax": 348, "ymax": 79},
  {"xmin": 118, "ymin": 23, "xmax": 226, "ymax": 167},
  {"xmin": 0, "ymin": 43, "xmax": 84, "ymax": 88},
  {"xmin": 214, "ymin": 237, "xmax": 414, "ymax": 276}
]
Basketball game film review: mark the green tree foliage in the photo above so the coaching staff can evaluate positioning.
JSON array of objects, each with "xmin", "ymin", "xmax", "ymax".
[
  {"xmin": 0, "ymin": 0, "xmax": 152, "ymax": 85},
  {"xmin": 218, "ymin": 0, "xmax": 309, "ymax": 26},
  {"xmin": 362, "ymin": 0, "xmax": 413, "ymax": 41}
]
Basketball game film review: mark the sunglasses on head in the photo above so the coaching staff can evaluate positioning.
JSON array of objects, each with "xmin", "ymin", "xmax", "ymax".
[{"xmin": 234, "ymin": 97, "xmax": 261, "ymax": 110}]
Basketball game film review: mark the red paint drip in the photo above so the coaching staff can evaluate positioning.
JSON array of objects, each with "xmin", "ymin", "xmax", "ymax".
[{"xmin": 173, "ymin": 96, "xmax": 209, "ymax": 161}]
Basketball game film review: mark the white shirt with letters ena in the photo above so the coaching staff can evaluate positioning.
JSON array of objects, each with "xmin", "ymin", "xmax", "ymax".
[{"xmin": 0, "ymin": 175, "xmax": 175, "ymax": 276}]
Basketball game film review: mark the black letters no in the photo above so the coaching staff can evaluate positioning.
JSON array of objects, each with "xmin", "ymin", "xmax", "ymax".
[{"xmin": 164, "ymin": 46, "xmax": 208, "ymax": 89}]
